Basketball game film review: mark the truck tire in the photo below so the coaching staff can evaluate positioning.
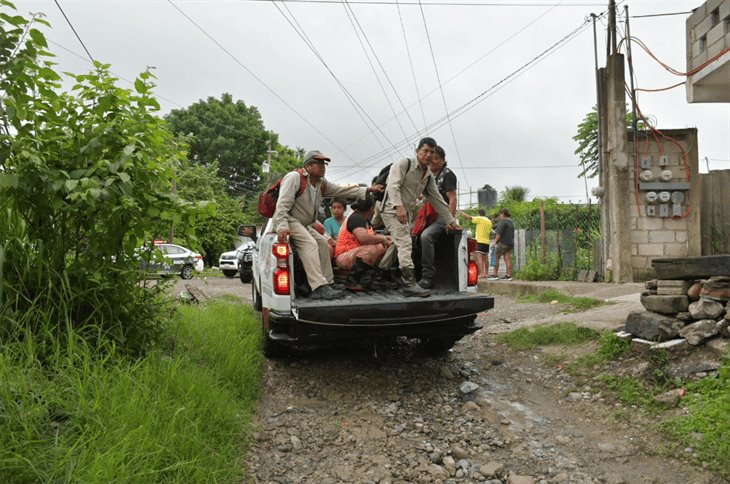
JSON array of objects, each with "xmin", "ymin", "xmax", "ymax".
[
  {"xmin": 239, "ymin": 271, "xmax": 252, "ymax": 284},
  {"xmin": 252, "ymin": 283, "xmax": 262, "ymax": 311},
  {"xmin": 420, "ymin": 336, "xmax": 458, "ymax": 355},
  {"xmin": 261, "ymin": 310, "xmax": 285, "ymax": 358},
  {"xmin": 222, "ymin": 270, "xmax": 237, "ymax": 278}
]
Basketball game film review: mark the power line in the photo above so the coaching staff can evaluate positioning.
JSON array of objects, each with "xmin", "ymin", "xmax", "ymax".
[
  {"xmin": 395, "ymin": 0, "xmax": 426, "ymax": 133},
  {"xmin": 54, "ymin": 0, "xmax": 94, "ymax": 63},
  {"xmin": 417, "ymin": 0, "xmax": 468, "ymax": 189},
  {"xmin": 61, "ymin": 0, "xmax": 614, "ymax": 6},
  {"xmin": 328, "ymin": 163, "xmax": 580, "ymax": 169},
  {"xmin": 333, "ymin": 0, "xmax": 565, "ymax": 160},
  {"xmin": 341, "ymin": 0, "xmax": 421, "ymax": 137},
  {"xmin": 166, "ymin": 0, "xmax": 355, "ymax": 161},
  {"xmin": 631, "ymin": 11, "xmax": 691, "ymax": 19},
  {"xmin": 331, "ymin": 14, "xmax": 595, "ymax": 182},
  {"xmin": 270, "ymin": 0, "xmax": 405, "ymax": 158}
]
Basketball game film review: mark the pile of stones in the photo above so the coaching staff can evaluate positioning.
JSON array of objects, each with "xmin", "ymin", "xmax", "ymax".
[{"xmin": 621, "ymin": 276, "xmax": 730, "ymax": 353}]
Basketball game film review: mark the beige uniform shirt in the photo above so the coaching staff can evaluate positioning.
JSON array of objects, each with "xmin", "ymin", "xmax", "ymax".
[
  {"xmin": 272, "ymin": 170, "xmax": 367, "ymax": 232},
  {"xmin": 382, "ymin": 158, "xmax": 456, "ymax": 225}
]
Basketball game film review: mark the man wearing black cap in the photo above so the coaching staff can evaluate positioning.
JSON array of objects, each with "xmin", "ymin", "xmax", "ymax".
[{"xmin": 272, "ymin": 150, "xmax": 383, "ymax": 300}]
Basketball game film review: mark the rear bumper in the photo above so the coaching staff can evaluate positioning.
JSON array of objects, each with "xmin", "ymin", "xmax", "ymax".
[{"xmin": 267, "ymin": 292, "xmax": 493, "ymax": 345}]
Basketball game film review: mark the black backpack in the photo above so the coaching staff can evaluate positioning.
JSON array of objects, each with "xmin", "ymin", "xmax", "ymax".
[{"xmin": 371, "ymin": 159, "xmax": 411, "ymax": 202}]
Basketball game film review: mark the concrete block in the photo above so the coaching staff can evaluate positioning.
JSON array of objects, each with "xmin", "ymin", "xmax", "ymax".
[
  {"xmin": 631, "ymin": 230, "xmax": 649, "ymax": 244},
  {"xmin": 641, "ymin": 294, "xmax": 689, "ymax": 314},
  {"xmin": 626, "ymin": 310, "xmax": 685, "ymax": 342},
  {"xmin": 657, "ymin": 280, "xmax": 692, "ymax": 288},
  {"xmin": 687, "ymin": 3, "xmax": 706, "ymax": 29},
  {"xmin": 649, "ymin": 230, "xmax": 677, "ymax": 243},
  {"xmin": 676, "ymin": 231, "xmax": 688, "ymax": 243},
  {"xmin": 707, "ymin": 23, "xmax": 726, "ymax": 45},
  {"xmin": 637, "ymin": 217, "xmax": 663, "ymax": 231},
  {"xmin": 631, "ymin": 255, "xmax": 649, "ymax": 269},
  {"xmin": 631, "ymin": 244, "xmax": 639, "ymax": 256},
  {"xmin": 707, "ymin": 37, "xmax": 726, "ymax": 58},
  {"xmin": 664, "ymin": 243, "xmax": 689, "ymax": 257},
  {"xmin": 657, "ymin": 287, "xmax": 689, "ymax": 295},
  {"xmin": 651, "ymin": 339, "xmax": 690, "ymax": 353},
  {"xmin": 663, "ymin": 218, "xmax": 688, "ymax": 230},
  {"xmin": 638, "ymin": 243, "xmax": 665, "ymax": 256}
]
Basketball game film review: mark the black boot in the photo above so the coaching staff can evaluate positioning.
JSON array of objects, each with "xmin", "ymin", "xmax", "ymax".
[
  {"xmin": 401, "ymin": 268, "xmax": 431, "ymax": 298},
  {"xmin": 371, "ymin": 267, "xmax": 400, "ymax": 290},
  {"xmin": 345, "ymin": 258, "xmax": 371, "ymax": 292}
]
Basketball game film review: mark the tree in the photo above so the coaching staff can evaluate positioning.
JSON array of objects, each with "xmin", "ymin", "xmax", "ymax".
[
  {"xmin": 165, "ymin": 93, "xmax": 276, "ymax": 193},
  {"xmin": 573, "ymin": 106, "xmax": 646, "ymax": 179},
  {"xmin": 0, "ymin": 3, "xmax": 201, "ymax": 353},
  {"xmin": 500, "ymin": 186, "xmax": 530, "ymax": 203}
]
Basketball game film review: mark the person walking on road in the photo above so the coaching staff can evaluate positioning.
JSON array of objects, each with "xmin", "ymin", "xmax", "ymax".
[
  {"xmin": 488, "ymin": 208, "xmax": 514, "ymax": 281},
  {"xmin": 272, "ymin": 150, "xmax": 383, "ymax": 300},
  {"xmin": 379, "ymin": 137, "xmax": 460, "ymax": 297}
]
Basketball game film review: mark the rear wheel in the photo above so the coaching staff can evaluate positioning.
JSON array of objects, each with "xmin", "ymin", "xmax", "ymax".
[
  {"xmin": 252, "ymin": 283, "xmax": 262, "ymax": 311},
  {"xmin": 239, "ymin": 271, "xmax": 252, "ymax": 283},
  {"xmin": 261, "ymin": 310, "xmax": 285, "ymax": 358},
  {"xmin": 222, "ymin": 270, "xmax": 237, "ymax": 278},
  {"xmin": 180, "ymin": 264, "xmax": 194, "ymax": 280}
]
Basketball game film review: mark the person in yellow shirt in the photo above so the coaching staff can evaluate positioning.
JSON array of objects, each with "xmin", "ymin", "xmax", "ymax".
[{"xmin": 460, "ymin": 209, "xmax": 492, "ymax": 278}]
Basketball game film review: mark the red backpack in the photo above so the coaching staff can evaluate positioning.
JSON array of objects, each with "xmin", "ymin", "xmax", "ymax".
[{"xmin": 257, "ymin": 169, "xmax": 327, "ymax": 218}]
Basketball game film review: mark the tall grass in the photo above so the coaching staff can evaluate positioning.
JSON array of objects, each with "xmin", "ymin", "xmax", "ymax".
[{"xmin": 0, "ymin": 300, "xmax": 262, "ymax": 482}]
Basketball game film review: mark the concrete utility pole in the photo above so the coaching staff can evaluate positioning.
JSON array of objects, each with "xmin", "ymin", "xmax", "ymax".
[{"xmin": 602, "ymin": 0, "xmax": 633, "ymax": 282}]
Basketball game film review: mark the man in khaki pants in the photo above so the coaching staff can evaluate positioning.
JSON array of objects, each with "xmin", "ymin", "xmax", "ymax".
[
  {"xmin": 379, "ymin": 138, "xmax": 459, "ymax": 297},
  {"xmin": 273, "ymin": 150, "xmax": 383, "ymax": 300}
]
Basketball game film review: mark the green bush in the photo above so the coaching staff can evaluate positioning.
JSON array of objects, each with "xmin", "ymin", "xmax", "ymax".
[{"xmin": 0, "ymin": 3, "xmax": 207, "ymax": 354}]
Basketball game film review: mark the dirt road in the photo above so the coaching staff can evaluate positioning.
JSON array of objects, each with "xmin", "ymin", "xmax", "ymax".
[{"xmin": 179, "ymin": 277, "xmax": 724, "ymax": 483}]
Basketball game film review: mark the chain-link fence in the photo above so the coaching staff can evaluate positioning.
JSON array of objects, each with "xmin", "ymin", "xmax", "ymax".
[{"xmin": 511, "ymin": 201, "xmax": 602, "ymax": 280}]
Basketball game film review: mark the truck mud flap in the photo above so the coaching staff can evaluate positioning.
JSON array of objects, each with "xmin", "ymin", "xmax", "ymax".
[{"xmin": 292, "ymin": 291, "xmax": 494, "ymax": 327}]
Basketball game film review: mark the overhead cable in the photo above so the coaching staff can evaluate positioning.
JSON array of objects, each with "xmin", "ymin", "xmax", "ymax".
[
  {"xmin": 166, "ymin": 0, "xmax": 354, "ymax": 161},
  {"xmin": 270, "ymin": 0, "xmax": 405, "ymax": 158},
  {"xmin": 54, "ymin": 0, "xmax": 95, "ymax": 63},
  {"xmin": 417, "ymin": 0, "xmax": 469, "ymax": 189},
  {"xmin": 331, "ymin": 15, "xmax": 594, "ymax": 181},
  {"xmin": 395, "ymin": 0, "xmax": 427, "ymax": 132}
]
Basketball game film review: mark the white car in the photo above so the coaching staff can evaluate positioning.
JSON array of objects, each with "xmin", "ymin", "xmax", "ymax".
[
  {"xmin": 219, "ymin": 238, "xmax": 255, "ymax": 280},
  {"xmin": 147, "ymin": 243, "xmax": 204, "ymax": 279}
]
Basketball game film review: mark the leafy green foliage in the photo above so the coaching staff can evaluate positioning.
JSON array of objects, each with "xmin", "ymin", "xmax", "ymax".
[
  {"xmin": 573, "ymin": 105, "xmax": 646, "ymax": 179},
  {"xmin": 499, "ymin": 185, "xmax": 529, "ymax": 203},
  {"xmin": 0, "ymin": 300, "xmax": 263, "ymax": 482},
  {"xmin": 165, "ymin": 93, "xmax": 276, "ymax": 194},
  {"xmin": 0, "ymin": 4, "xmax": 201, "ymax": 353},
  {"xmin": 497, "ymin": 322, "xmax": 599, "ymax": 350}
]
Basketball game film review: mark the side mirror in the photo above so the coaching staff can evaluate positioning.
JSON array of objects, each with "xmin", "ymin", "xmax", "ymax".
[{"xmin": 237, "ymin": 224, "xmax": 258, "ymax": 241}]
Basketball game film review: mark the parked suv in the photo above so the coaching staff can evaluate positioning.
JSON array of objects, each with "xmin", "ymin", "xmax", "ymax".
[{"xmin": 218, "ymin": 240, "xmax": 255, "ymax": 281}]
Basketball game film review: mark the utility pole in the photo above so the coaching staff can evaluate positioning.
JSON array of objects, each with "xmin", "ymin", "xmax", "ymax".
[
  {"xmin": 263, "ymin": 140, "xmax": 277, "ymax": 184},
  {"xmin": 602, "ymin": 0, "xmax": 633, "ymax": 282}
]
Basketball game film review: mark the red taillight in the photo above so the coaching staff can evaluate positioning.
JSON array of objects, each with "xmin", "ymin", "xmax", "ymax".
[
  {"xmin": 273, "ymin": 244, "xmax": 289, "ymax": 258},
  {"xmin": 467, "ymin": 237, "xmax": 477, "ymax": 286},
  {"xmin": 274, "ymin": 268, "xmax": 290, "ymax": 295},
  {"xmin": 272, "ymin": 244, "xmax": 291, "ymax": 295},
  {"xmin": 468, "ymin": 261, "xmax": 478, "ymax": 286},
  {"xmin": 194, "ymin": 254, "xmax": 202, "ymax": 260}
]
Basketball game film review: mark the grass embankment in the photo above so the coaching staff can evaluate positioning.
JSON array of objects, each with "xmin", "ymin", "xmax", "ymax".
[
  {"xmin": 499, "ymin": 323, "xmax": 730, "ymax": 478},
  {"xmin": 517, "ymin": 289, "xmax": 606, "ymax": 312},
  {"xmin": 0, "ymin": 300, "xmax": 262, "ymax": 482}
]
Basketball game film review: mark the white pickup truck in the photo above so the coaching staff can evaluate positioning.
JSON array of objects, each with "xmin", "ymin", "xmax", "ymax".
[{"xmin": 249, "ymin": 218, "xmax": 494, "ymax": 357}]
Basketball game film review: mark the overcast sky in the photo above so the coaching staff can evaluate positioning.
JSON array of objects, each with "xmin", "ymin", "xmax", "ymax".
[{"xmin": 21, "ymin": 0, "xmax": 730, "ymax": 206}]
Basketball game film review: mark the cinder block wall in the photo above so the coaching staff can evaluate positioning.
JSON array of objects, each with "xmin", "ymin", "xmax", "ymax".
[
  {"xmin": 627, "ymin": 129, "xmax": 701, "ymax": 280},
  {"xmin": 687, "ymin": 0, "xmax": 730, "ymax": 102}
]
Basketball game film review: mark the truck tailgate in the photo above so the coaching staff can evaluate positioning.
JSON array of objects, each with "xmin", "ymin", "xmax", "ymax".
[{"xmin": 291, "ymin": 290, "xmax": 494, "ymax": 326}]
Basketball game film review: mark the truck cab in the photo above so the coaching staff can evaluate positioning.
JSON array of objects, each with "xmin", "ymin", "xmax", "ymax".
[{"xmin": 250, "ymin": 218, "xmax": 494, "ymax": 357}]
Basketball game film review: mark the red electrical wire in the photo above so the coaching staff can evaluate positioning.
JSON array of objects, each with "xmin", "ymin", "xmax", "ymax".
[
  {"xmin": 635, "ymin": 81, "xmax": 685, "ymax": 93},
  {"xmin": 630, "ymin": 36, "xmax": 730, "ymax": 77}
]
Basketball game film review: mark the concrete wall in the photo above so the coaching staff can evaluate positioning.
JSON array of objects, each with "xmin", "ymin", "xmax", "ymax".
[
  {"xmin": 700, "ymin": 169, "xmax": 730, "ymax": 254},
  {"xmin": 686, "ymin": 0, "xmax": 730, "ymax": 102},
  {"xmin": 627, "ymin": 129, "xmax": 701, "ymax": 280}
]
